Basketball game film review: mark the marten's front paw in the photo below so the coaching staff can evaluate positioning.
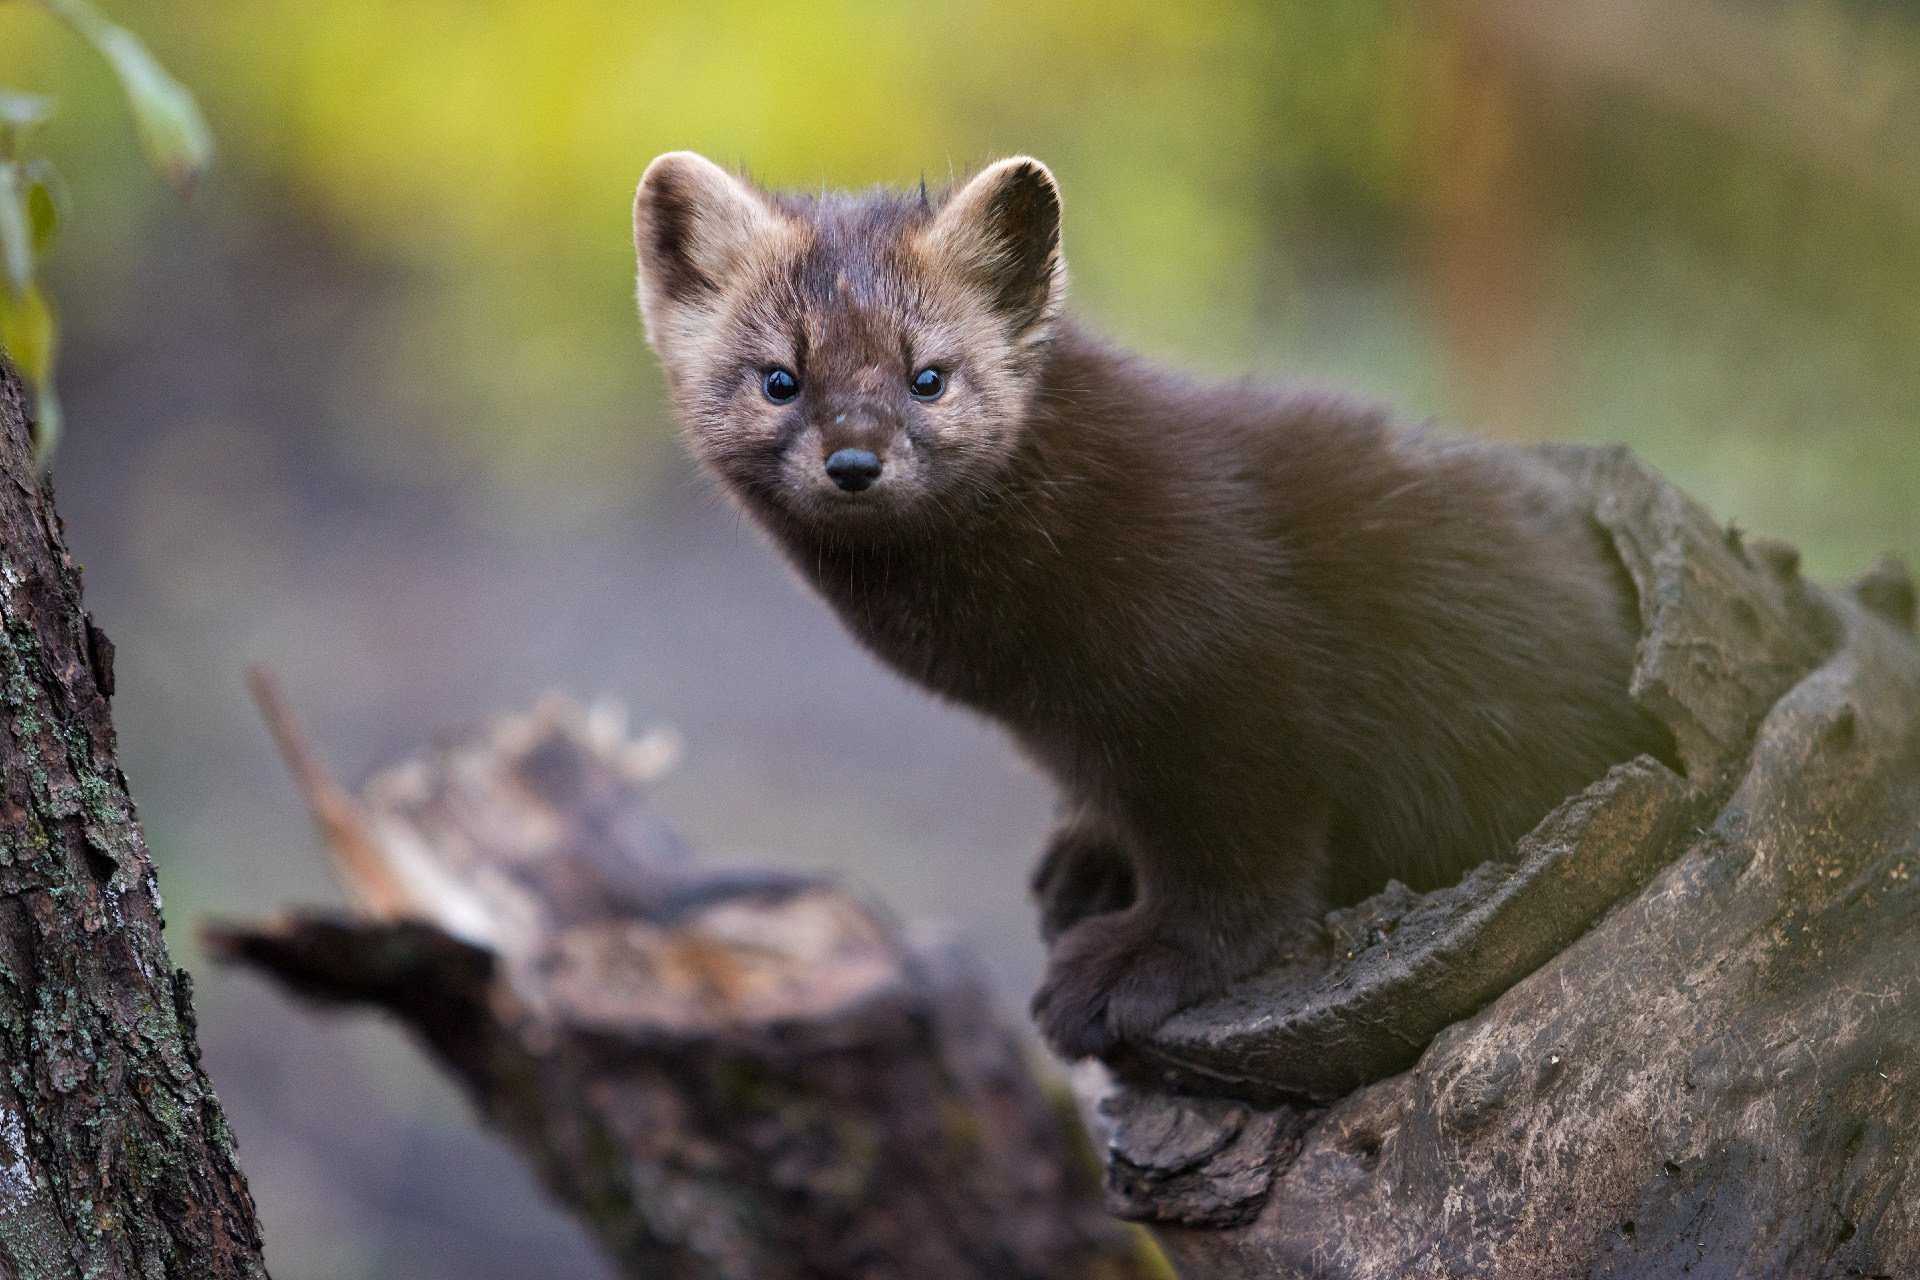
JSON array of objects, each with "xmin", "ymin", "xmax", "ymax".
[
  {"xmin": 1030, "ymin": 908, "xmax": 1219, "ymax": 1060},
  {"xmin": 1030, "ymin": 828, "xmax": 1136, "ymax": 944}
]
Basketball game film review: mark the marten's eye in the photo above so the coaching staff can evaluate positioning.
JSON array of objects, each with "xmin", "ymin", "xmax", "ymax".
[
  {"xmin": 910, "ymin": 367, "xmax": 946, "ymax": 401},
  {"xmin": 762, "ymin": 367, "xmax": 800, "ymax": 404}
]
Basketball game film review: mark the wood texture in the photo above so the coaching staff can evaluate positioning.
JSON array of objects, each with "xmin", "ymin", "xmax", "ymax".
[
  {"xmin": 0, "ymin": 361, "xmax": 269, "ymax": 1278},
  {"xmin": 213, "ymin": 686, "xmax": 1157, "ymax": 1280},
  {"xmin": 1101, "ymin": 447, "xmax": 1920, "ymax": 1278}
]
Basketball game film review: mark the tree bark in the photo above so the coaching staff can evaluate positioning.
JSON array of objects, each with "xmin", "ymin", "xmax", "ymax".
[
  {"xmin": 211, "ymin": 682, "xmax": 1159, "ymax": 1280},
  {"xmin": 0, "ymin": 360, "xmax": 269, "ymax": 1277},
  {"xmin": 1094, "ymin": 448, "xmax": 1920, "ymax": 1278}
]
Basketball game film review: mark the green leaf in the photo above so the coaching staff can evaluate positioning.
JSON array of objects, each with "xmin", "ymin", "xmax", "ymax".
[
  {"xmin": 0, "ymin": 162, "xmax": 31, "ymax": 294},
  {"xmin": 38, "ymin": 0, "xmax": 214, "ymax": 197},
  {"xmin": 24, "ymin": 162, "xmax": 61, "ymax": 256},
  {"xmin": 0, "ymin": 279, "xmax": 56, "ymax": 387},
  {"xmin": 0, "ymin": 281, "xmax": 55, "ymax": 386},
  {"xmin": 0, "ymin": 279, "xmax": 60, "ymax": 464}
]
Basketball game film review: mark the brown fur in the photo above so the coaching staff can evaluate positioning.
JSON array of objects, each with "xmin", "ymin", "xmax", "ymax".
[{"xmin": 632, "ymin": 153, "xmax": 1673, "ymax": 1061}]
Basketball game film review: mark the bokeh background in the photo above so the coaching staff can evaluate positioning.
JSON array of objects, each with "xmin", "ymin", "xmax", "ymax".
[{"xmin": 4, "ymin": 1, "xmax": 1918, "ymax": 1275}]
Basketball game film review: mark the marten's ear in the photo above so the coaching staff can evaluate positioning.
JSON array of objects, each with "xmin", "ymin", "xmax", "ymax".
[
  {"xmin": 633, "ymin": 152, "xmax": 789, "ymax": 362},
  {"xmin": 922, "ymin": 157, "xmax": 1065, "ymax": 343}
]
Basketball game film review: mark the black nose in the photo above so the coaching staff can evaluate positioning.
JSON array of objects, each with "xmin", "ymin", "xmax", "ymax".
[{"xmin": 824, "ymin": 448, "xmax": 883, "ymax": 493}]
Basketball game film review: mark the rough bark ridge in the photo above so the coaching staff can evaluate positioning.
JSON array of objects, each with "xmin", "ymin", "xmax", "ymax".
[
  {"xmin": 0, "ymin": 362, "xmax": 269, "ymax": 1277},
  {"xmin": 1099, "ymin": 446, "xmax": 1920, "ymax": 1278},
  {"xmin": 212, "ymin": 682, "xmax": 1160, "ymax": 1280}
]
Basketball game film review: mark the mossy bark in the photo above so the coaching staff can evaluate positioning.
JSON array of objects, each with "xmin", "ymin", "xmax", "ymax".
[{"xmin": 0, "ymin": 361, "xmax": 269, "ymax": 1278}]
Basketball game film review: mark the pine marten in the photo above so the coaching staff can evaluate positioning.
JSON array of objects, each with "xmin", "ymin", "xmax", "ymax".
[{"xmin": 630, "ymin": 152, "xmax": 1672, "ymax": 1060}]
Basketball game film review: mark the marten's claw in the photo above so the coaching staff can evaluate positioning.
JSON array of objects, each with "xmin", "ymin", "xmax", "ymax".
[{"xmin": 1031, "ymin": 909, "xmax": 1212, "ymax": 1060}]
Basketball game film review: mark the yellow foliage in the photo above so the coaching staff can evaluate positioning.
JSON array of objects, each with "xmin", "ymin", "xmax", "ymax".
[{"xmin": 2, "ymin": 0, "xmax": 1915, "ymax": 563}]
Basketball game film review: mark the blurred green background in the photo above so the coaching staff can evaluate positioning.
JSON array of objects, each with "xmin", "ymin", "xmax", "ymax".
[{"xmin": 4, "ymin": 1, "xmax": 1917, "ymax": 1276}]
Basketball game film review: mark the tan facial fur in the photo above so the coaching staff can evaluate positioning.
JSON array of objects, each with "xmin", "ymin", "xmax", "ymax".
[{"xmin": 633, "ymin": 153, "xmax": 1066, "ymax": 534}]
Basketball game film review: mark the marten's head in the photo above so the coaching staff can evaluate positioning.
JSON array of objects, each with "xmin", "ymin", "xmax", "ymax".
[{"xmin": 633, "ymin": 153, "xmax": 1064, "ymax": 532}]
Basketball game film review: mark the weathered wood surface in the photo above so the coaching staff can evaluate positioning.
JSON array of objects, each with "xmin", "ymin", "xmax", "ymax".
[
  {"xmin": 0, "ymin": 360, "xmax": 269, "ymax": 1277},
  {"xmin": 1101, "ymin": 447, "xmax": 1920, "ymax": 1279},
  {"xmin": 211, "ymin": 681, "xmax": 1159, "ymax": 1280}
]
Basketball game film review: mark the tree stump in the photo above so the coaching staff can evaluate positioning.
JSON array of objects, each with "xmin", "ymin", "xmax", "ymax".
[
  {"xmin": 1096, "ymin": 447, "xmax": 1920, "ymax": 1278},
  {"xmin": 216, "ymin": 441, "xmax": 1920, "ymax": 1279},
  {"xmin": 0, "ymin": 361, "xmax": 269, "ymax": 1277}
]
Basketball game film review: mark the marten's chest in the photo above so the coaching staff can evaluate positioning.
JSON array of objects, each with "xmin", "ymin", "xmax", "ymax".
[
  {"xmin": 803, "ymin": 540, "xmax": 1233, "ymax": 747},
  {"xmin": 819, "ymin": 559, "xmax": 1056, "ymax": 711}
]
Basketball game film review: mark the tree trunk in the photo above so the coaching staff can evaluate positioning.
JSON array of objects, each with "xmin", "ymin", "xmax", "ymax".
[{"xmin": 0, "ymin": 361, "xmax": 269, "ymax": 1277}]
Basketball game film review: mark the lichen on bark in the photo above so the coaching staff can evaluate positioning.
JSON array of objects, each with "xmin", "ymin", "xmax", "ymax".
[{"xmin": 0, "ymin": 360, "xmax": 269, "ymax": 1279}]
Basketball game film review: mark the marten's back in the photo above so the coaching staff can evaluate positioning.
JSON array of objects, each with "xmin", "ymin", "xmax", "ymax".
[
  {"xmin": 995, "ymin": 327, "xmax": 1672, "ymax": 903},
  {"xmin": 1252, "ymin": 411, "xmax": 1668, "ymax": 900}
]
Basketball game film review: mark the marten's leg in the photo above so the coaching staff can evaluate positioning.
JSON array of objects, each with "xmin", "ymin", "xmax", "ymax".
[
  {"xmin": 1031, "ymin": 789, "xmax": 1331, "ymax": 1061},
  {"xmin": 1030, "ymin": 816, "xmax": 1136, "ymax": 944}
]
